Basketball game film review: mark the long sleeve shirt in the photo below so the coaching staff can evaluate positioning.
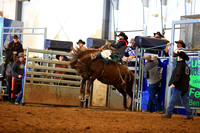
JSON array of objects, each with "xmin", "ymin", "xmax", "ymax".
[
  {"xmin": 168, "ymin": 60, "xmax": 190, "ymax": 92},
  {"xmin": 12, "ymin": 60, "xmax": 25, "ymax": 80},
  {"xmin": 144, "ymin": 57, "xmax": 161, "ymax": 85}
]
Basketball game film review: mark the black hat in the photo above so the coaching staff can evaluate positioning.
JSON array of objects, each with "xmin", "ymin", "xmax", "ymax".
[
  {"xmin": 154, "ymin": 32, "xmax": 163, "ymax": 37},
  {"xmin": 175, "ymin": 40, "xmax": 186, "ymax": 48},
  {"xmin": 56, "ymin": 55, "xmax": 69, "ymax": 61},
  {"xmin": 117, "ymin": 32, "xmax": 128, "ymax": 40},
  {"xmin": 77, "ymin": 39, "xmax": 85, "ymax": 45},
  {"xmin": 176, "ymin": 51, "xmax": 189, "ymax": 61},
  {"xmin": 13, "ymin": 35, "xmax": 19, "ymax": 39}
]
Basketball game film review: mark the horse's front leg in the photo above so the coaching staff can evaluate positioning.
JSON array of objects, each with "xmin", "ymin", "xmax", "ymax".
[
  {"xmin": 85, "ymin": 73, "xmax": 99, "ymax": 98},
  {"xmin": 85, "ymin": 79, "xmax": 93, "ymax": 98},
  {"xmin": 79, "ymin": 79, "xmax": 86, "ymax": 99}
]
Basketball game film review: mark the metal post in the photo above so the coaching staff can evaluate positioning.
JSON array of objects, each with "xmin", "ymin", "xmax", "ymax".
[
  {"xmin": 160, "ymin": 0, "xmax": 164, "ymax": 35},
  {"xmin": 0, "ymin": 27, "xmax": 4, "ymax": 65},
  {"xmin": 132, "ymin": 47, "xmax": 138, "ymax": 111},
  {"xmin": 22, "ymin": 47, "xmax": 29, "ymax": 104}
]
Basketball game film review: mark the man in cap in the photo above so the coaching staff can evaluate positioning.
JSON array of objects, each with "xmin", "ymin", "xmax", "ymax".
[
  {"xmin": 123, "ymin": 38, "xmax": 136, "ymax": 66},
  {"xmin": 143, "ymin": 54, "xmax": 163, "ymax": 113},
  {"xmin": 11, "ymin": 52, "xmax": 25, "ymax": 103},
  {"xmin": 7, "ymin": 35, "xmax": 23, "ymax": 56},
  {"xmin": 111, "ymin": 32, "xmax": 128, "ymax": 56},
  {"xmin": 77, "ymin": 39, "xmax": 87, "ymax": 51},
  {"xmin": 162, "ymin": 51, "xmax": 193, "ymax": 120}
]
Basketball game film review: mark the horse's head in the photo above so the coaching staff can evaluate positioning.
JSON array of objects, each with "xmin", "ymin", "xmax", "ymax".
[{"xmin": 70, "ymin": 48, "xmax": 97, "ymax": 79}]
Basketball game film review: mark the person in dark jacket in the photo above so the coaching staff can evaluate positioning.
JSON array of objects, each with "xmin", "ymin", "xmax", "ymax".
[
  {"xmin": 7, "ymin": 35, "xmax": 23, "ymax": 57},
  {"xmin": 162, "ymin": 51, "xmax": 193, "ymax": 120},
  {"xmin": 143, "ymin": 55, "xmax": 163, "ymax": 113},
  {"xmin": 5, "ymin": 55, "xmax": 15, "ymax": 102},
  {"xmin": 111, "ymin": 32, "xmax": 128, "ymax": 56},
  {"xmin": 11, "ymin": 52, "xmax": 25, "ymax": 103}
]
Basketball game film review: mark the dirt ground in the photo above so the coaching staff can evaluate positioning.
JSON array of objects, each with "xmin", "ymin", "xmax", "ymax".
[{"xmin": 0, "ymin": 102, "xmax": 199, "ymax": 133}]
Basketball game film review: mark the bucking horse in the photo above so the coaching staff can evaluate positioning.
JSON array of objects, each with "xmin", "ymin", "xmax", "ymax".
[{"xmin": 70, "ymin": 48, "xmax": 135, "ymax": 110}]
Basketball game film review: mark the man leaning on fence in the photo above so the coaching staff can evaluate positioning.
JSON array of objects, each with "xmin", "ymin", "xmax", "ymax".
[{"xmin": 143, "ymin": 55, "xmax": 163, "ymax": 113}]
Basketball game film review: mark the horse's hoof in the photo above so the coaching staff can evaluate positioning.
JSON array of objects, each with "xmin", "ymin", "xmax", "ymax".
[
  {"xmin": 125, "ymin": 109, "xmax": 130, "ymax": 111},
  {"xmin": 85, "ymin": 93, "xmax": 90, "ymax": 98}
]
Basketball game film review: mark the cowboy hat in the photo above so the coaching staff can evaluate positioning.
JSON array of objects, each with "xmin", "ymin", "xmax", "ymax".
[
  {"xmin": 77, "ymin": 39, "xmax": 85, "ymax": 45},
  {"xmin": 176, "ymin": 51, "xmax": 189, "ymax": 61},
  {"xmin": 56, "ymin": 55, "xmax": 69, "ymax": 61},
  {"xmin": 117, "ymin": 32, "xmax": 128, "ymax": 40},
  {"xmin": 154, "ymin": 32, "xmax": 163, "ymax": 37},
  {"xmin": 175, "ymin": 40, "xmax": 186, "ymax": 48}
]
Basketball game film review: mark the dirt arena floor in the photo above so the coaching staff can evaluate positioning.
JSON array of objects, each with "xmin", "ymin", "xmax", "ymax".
[{"xmin": 0, "ymin": 101, "xmax": 199, "ymax": 133}]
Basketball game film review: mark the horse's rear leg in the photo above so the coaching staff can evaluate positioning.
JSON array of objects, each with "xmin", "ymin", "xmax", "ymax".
[{"xmin": 126, "ymin": 81, "xmax": 134, "ymax": 111}]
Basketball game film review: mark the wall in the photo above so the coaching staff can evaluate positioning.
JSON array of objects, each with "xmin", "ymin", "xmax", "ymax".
[
  {"xmin": 21, "ymin": 0, "xmax": 104, "ymax": 49},
  {"xmin": 0, "ymin": 0, "xmax": 17, "ymax": 20},
  {"xmin": 116, "ymin": 0, "xmax": 200, "ymax": 45}
]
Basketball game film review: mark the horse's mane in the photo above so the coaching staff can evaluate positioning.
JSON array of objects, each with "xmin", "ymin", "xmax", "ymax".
[{"xmin": 71, "ymin": 48, "xmax": 99, "ymax": 61}]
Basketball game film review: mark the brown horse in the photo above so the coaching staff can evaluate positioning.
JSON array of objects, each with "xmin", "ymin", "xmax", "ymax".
[{"xmin": 70, "ymin": 48, "xmax": 135, "ymax": 110}]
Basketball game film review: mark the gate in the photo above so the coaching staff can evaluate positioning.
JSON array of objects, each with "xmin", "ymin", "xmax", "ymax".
[{"xmin": 22, "ymin": 48, "xmax": 82, "ymax": 106}]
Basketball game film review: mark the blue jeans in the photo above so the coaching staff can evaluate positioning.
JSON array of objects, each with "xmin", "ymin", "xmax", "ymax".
[
  {"xmin": 147, "ymin": 82, "xmax": 162, "ymax": 112},
  {"xmin": 16, "ymin": 88, "xmax": 23, "ymax": 104},
  {"xmin": 167, "ymin": 88, "xmax": 193, "ymax": 118},
  {"xmin": 16, "ymin": 76, "xmax": 24, "ymax": 104},
  {"xmin": 96, "ymin": 53, "xmax": 102, "ymax": 58}
]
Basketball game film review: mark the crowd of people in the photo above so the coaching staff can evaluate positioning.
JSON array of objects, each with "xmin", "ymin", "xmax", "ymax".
[{"xmin": 3, "ymin": 32, "xmax": 193, "ymax": 120}]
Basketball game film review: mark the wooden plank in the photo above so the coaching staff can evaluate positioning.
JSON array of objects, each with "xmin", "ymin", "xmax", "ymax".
[
  {"xmin": 26, "ymin": 77, "xmax": 81, "ymax": 85},
  {"xmin": 109, "ymin": 89, "xmax": 124, "ymax": 110},
  {"xmin": 27, "ymin": 64, "xmax": 78, "ymax": 73},
  {"xmin": 23, "ymin": 83, "xmax": 80, "ymax": 106},
  {"xmin": 26, "ymin": 71, "xmax": 82, "ymax": 80},
  {"xmin": 28, "ymin": 48, "xmax": 71, "ymax": 56},
  {"xmin": 27, "ymin": 58, "xmax": 70, "ymax": 65},
  {"xmin": 92, "ymin": 80, "xmax": 107, "ymax": 107}
]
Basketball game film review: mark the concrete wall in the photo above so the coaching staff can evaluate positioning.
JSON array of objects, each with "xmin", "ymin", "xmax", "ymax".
[{"xmin": 21, "ymin": 0, "xmax": 104, "ymax": 49}]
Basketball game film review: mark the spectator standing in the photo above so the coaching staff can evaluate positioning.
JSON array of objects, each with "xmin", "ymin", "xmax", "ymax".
[
  {"xmin": 7, "ymin": 35, "xmax": 23, "ymax": 57},
  {"xmin": 11, "ymin": 53, "xmax": 25, "ymax": 103},
  {"xmin": 143, "ymin": 55, "xmax": 163, "ymax": 113},
  {"xmin": 162, "ymin": 51, "xmax": 193, "ymax": 120}
]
